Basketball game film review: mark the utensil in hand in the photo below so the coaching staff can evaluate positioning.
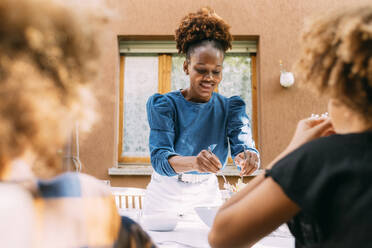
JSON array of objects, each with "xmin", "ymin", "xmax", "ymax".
[
  {"xmin": 208, "ymin": 144, "xmax": 229, "ymax": 188},
  {"xmin": 207, "ymin": 144, "xmax": 217, "ymax": 153},
  {"xmin": 241, "ymin": 148, "xmax": 248, "ymax": 180}
]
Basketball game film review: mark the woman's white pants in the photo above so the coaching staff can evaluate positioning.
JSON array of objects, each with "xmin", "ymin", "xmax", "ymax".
[{"xmin": 143, "ymin": 172, "xmax": 222, "ymax": 216}]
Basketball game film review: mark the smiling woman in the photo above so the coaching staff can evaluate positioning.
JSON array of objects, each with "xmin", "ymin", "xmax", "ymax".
[{"xmin": 142, "ymin": 7, "xmax": 260, "ymax": 216}]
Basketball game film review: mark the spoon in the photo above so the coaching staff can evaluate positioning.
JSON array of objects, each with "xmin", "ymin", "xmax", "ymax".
[{"xmin": 208, "ymin": 144, "xmax": 229, "ymax": 186}]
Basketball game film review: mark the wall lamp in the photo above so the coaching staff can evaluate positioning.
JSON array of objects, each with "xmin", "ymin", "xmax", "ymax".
[{"xmin": 279, "ymin": 60, "xmax": 295, "ymax": 88}]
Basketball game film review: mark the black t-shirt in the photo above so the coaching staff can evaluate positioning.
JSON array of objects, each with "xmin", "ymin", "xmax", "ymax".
[{"xmin": 266, "ymin": 131, "xmax": 372, "ymax": 248}]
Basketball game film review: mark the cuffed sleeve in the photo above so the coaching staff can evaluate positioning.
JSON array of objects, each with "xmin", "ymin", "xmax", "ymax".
[
  {"xmin": 227, "ymin": 96, "xmax": 258, "ymax": 160},
  {"xmin": 146, "ymin": 94, "xmax": 179, "ymax": 176}
]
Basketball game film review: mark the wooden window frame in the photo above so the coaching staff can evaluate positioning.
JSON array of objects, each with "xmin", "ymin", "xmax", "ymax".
[
  {"xmin": 118, "ymin": 42, "xmax": 258, "ymax": 165},
  {"xmin": 118, "ymin": 54, "xmax": 173, "ymax": 163}
]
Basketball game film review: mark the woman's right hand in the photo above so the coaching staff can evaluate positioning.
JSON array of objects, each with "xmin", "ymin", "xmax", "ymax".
[{"xmin": 194, "ymin": 150, "xmax": 222, "ymax": 173}]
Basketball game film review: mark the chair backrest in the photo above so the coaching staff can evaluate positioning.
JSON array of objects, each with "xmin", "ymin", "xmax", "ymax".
[{"xmin": 111, "ymin": 187, "xmax": 145, "ymax": 210}]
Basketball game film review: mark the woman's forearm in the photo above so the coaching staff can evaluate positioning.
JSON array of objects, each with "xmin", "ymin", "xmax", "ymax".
[
  {"xmin": 219, "ymin": 146, "xmax": 293, "ymax": 212},
  {"xmin": 168, "ymin": 155, "xmax": 197, "ymax": 173}
]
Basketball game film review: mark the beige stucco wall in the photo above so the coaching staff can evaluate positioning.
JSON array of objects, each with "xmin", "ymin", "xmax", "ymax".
[{"xmin": 78, "ymin": 0, "xmax": 371, "ymax": 187}]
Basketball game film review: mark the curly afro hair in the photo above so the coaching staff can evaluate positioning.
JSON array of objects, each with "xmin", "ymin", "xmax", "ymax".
[
  {"xmin": 294, "ymin": 6, "xmax": 372, "ymax": 123},
  {"xmin": 0, "ymin": 0, "xmax": 101, "ymax": 178},
  {"xmin": 175, "ymin": 7, "xmax": 233, "ymax": 59}
]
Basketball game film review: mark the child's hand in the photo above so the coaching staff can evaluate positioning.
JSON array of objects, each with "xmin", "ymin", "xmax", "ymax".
[{"xmin": 287, "ymin": 115, "xmax": 335, "ymax": 152}]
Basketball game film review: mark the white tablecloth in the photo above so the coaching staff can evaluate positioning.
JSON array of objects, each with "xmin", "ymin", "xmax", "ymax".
[{"xmin": 120, "ymin": 210, "xmax": 295, "ymax": 248}]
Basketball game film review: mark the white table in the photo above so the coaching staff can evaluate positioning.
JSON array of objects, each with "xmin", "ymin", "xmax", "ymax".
[{"xmin": 121, "ymin": 210, "xmax": 294, "ymax": 248}]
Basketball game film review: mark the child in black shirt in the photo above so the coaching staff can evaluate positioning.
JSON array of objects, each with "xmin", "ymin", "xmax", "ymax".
[{"xmin": 209, "ymin": 6, "xmax": 372, "ymax": 248}]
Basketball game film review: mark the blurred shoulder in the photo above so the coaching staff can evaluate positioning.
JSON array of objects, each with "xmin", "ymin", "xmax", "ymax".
[
  {"xmin": 0, "ymin": 183, "xmax": 34, "ymax": 207},
  {"xmin": 77, "ymin": 173, "xmax": 112, "ymax": 197},
  {"xmin": 0, "ymin": 183, "xmax": 34, "ymax": 247},
  {"xmin": 37, "ymin": 172, "xmax": 111, "ymax": 198}
]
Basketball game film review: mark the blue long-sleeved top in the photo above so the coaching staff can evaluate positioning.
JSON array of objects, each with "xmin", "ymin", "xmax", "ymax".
[{"xmin": 146, "ymin": 90, "xmax": 258, "ymax": 176}]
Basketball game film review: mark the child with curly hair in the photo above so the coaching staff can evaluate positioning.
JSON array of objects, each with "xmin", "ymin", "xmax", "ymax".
[
  {"xmin": 209, "ymin": 6, "xmax": 372, "ymax": 248},
  {"xmin": 0, "ymin": 0, "xmax": 154, "ymax": 247},
  {"xmin": 144, "ymin": 7, "xmax": 259, "ymax": 215}
]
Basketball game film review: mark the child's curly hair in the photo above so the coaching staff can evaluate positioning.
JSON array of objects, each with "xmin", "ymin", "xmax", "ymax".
[
  {"xmin": 294, "ymin": 6, "xmax": 372, "ymax": 123},
  {"xmin": 0, "ymin": 0, "xmax": 101, "ymax": 178},
  {"xmin": 175, "ymin": 7, "xmax": 233, "ymax": 59}
]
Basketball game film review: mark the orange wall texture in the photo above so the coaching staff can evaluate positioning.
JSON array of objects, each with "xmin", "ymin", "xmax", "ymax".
[{"xmin": 78, "ymin": 0, "xmax": 371, "ymax": 187}]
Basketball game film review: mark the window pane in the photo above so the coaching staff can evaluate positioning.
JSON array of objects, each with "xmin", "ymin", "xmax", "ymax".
[
  {"xmin": 219, "ymin": 55, "xmax": 252, "ymax": 162},
  {"xmin": 219, "ymin": 55, "xmax": 252, "ymax": 120},
  {"xmin": 122, "ymin": 56, "xmax": 158, "ymax": 157},
  {"xmin": 171, "ymin": 55, "xmax": 189, "ymax": 91}
]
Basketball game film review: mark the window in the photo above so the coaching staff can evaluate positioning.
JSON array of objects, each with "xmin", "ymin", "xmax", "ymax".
[{"xmin": 118, "ymin": 41, "xmax": 258, "ymax": 165}]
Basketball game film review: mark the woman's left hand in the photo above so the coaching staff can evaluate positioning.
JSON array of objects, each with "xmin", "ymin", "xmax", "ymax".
[{"xmin": 234, "ymin": 151, "xmax": 260, "ymax": 176}]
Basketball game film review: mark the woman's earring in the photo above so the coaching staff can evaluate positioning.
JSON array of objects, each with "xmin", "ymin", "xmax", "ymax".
[
  {"xmin": 183, "ymin": 66, "xmax": 189, "ymax": 75},
  {"xmin": 183, "ymin": 61, "xmax": 189, "ymax": 75}
]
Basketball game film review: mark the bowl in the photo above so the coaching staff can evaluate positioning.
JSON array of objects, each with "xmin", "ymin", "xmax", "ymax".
[
  {"xmin": 194, "ymin": 206, "xmax": 220, "ymax": 227},
  {"xmin": 141, "ymin": 213, "xmax": 179, "ymax": 232}
]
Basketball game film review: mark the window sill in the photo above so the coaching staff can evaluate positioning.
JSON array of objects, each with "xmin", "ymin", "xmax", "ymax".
[
  {"xmin": 109, "ymin": 164, "xmax": 264, "ymax": 176},
  {"xmin": 109, "ymin": 164, "xmax": 154, "ymax": 175}
]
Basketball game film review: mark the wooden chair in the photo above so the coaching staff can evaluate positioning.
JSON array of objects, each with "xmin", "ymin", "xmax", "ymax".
[{"xmin": 111, "ymin": 187, "xmax": 145, "ymax": 210}]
